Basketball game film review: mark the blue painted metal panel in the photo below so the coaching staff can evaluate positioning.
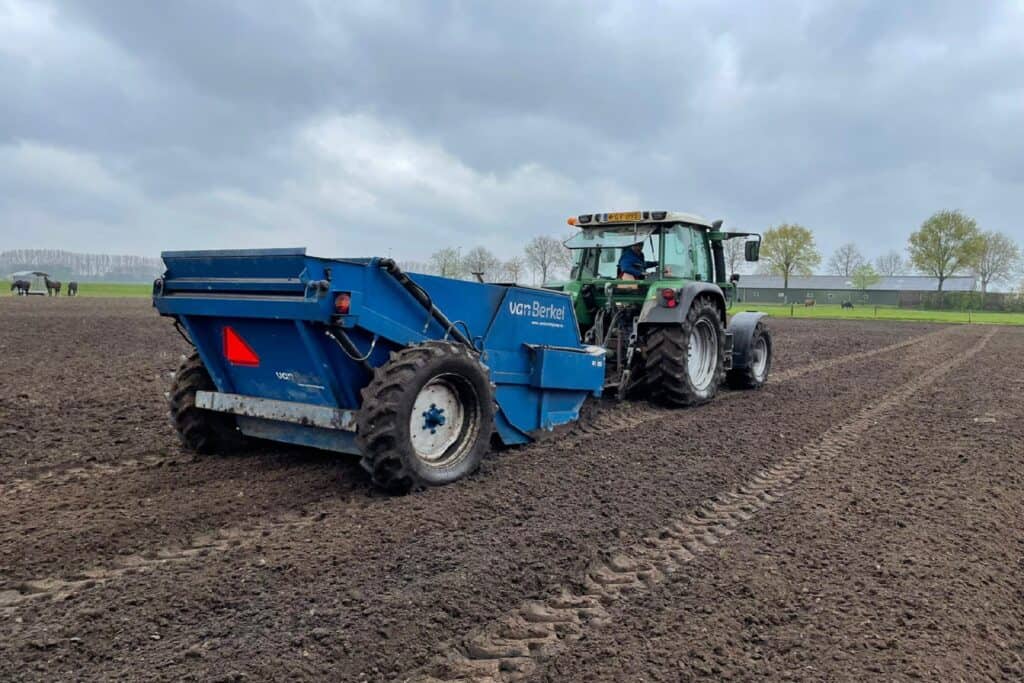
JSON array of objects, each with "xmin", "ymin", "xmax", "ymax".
[{"xmin": 154, "ymin": 248, "xmax": 605, "ymax": 455}]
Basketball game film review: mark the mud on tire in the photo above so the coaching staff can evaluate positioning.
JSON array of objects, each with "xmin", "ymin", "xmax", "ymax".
[
  {"xmin": 727, "ymin": 320, "xmax": 772, "ymax": 389},
  {"xmin": 168, "ymin": 352, "xmax": 245, "ymax": 453},
  {"xmin": 641, "ymin": 296, "xmax": 726, "ymax": 407},
  {"xmin": 356, "ymin": 341, "xmax": 495, "ymax": 494}
]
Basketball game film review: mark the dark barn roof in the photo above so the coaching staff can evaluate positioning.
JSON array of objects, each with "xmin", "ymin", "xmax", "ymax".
[{"xmin": 738, "ymin": 274, "xmax": 977, "ymax": 292}]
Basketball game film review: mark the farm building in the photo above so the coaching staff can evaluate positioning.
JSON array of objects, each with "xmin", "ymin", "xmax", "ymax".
[{"xmin": 736, "ymin": 274, "xmax": 977, "ymax": 306}]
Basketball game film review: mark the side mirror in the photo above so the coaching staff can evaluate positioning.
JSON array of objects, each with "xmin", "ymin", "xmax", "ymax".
[
  {"xmin": 712, "ymin": 219, "xmax": 723, "ymax": 230},
  {"xmin": 744, "ymin": 240, "xmax": 760, "ymax": 262},
  {"xmin": 729, "ymin": 273, "xmax": 740, "ymax": 283}
]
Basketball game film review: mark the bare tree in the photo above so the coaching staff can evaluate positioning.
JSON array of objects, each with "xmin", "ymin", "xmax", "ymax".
[
  {"xmin": 974, "ymin": 231, "xmax": 1022, "ymax": 295},
  {"xmin": 429, "ymin": 247, "xmax": 464, "ymax": 279},
  {"xmin": 724, "ymin": 237, "xmax": 746, "ymax": 277},
  {"xmin": 874, "ymin": 250, "xmax": 905, "ymax": 277},
  {"xmin": 827, "ymin": 243, "xmax": 865, "ymax": 277},
  {"xmin": 462, "ymin": 246, "xmax": 501, "ymax": 282},
  {"xmin": 524, "ymin": 236, "xmax": 571, "ymax": 284},
  {"xmin": 396, "ymin": 260, "xmax": 433, "ymax": 275},
  {"xmin": 500, "ymin": 256, "xmax": 526, "ymax": 283}
]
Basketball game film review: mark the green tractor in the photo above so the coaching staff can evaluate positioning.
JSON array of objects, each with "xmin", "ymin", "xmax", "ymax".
[{"xmin": 546, "ymin": 210, "xmax": 772, "ymax": 405}]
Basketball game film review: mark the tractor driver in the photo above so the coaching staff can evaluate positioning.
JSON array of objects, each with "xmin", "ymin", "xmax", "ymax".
[{"xmin": 618, "ymin": 242, "xmax": 659, "ymax": 281}]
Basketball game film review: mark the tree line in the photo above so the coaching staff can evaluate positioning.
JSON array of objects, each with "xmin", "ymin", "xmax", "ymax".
[
  {"xmin": 0, "ymin": 249, "xmax": 164, "ymax": 282},
  {"xmin": 759, "ymin": 210, "xmax": 1023, "ymax": 296},
  {"xmin": 399, "ymin": 235, "xmax": 573, "ymax": 284}
]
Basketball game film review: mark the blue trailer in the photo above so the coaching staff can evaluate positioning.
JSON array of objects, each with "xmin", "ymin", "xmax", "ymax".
[{"xmin": 153, "ymin": 248, "xmax": 605, "ymax": 491}]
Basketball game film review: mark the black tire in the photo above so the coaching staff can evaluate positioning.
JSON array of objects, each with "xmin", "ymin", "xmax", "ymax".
[
  {"xmin": 356, "ymin": 341, "xmax": 495, "ymax": 493},
  {"xmin": 727, "ymin": 321, "xmax": 772, "ymax": 389},
  {"xmin": 641, "ymin": 296, "xmax": 726, "ymax": 407},
  {"xmin": 168, "ymin": 352, "xmax": 245, "ymax": 453}
]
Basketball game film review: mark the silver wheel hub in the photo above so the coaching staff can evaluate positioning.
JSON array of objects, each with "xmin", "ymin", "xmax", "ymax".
[
  {"xmin": 410, "ymin": 378, "xmax": 465, "ymax": 463},
  {"xmin": 687, "ymin": 319, "xmax": 718, "ymax": 391}
]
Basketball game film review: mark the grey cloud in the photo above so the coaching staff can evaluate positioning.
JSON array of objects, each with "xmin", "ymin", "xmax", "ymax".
[{"xmin": 1, "ymin": 0, "xmax": 1022, "ymax": 264}]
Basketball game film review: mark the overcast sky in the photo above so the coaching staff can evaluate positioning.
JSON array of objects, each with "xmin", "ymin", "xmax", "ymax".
[{"xmin": 1, "ymin": 0, "xmax": 1022, "ymax": 264}]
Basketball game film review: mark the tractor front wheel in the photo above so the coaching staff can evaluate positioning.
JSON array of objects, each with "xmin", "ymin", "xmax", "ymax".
[
  {"xmin": 168, "ymin": 352, "xmax": 245, "ymax": 453},
  {"xmin": 356, "ymin": 341, "xmax": 495, "ymax": 493},
  {"xmin": 642, "ymin": 296, "xmax": 726, "ymax": 407}
]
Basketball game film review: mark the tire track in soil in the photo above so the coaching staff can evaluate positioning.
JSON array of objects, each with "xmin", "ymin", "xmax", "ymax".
[
  {"xmin": 0, "ymin": 327, "xmax": 950, "ymax": 498},
  {"xmin": 409, "ymin": 327, "xmax": 996, "ymax": 683},
  {"xmin": 0, "ymin": 510, "xmax": 323, "ymax": 613},
  {"xmin": 0, "ymin": 327, "xmax": 958, "ymax": 615},
  {"xmin": 538, "ymin": 325, "xmax": 952, "ymax": 446}
]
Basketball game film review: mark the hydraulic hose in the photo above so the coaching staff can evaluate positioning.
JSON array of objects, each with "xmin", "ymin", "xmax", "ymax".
[{"xmin": 377, "ymin": 258, "xmax": 475, "ymax": 350}]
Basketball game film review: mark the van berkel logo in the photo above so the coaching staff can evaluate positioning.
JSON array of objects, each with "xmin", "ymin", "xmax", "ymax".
[{"xmin": 508, "ymin": 299, "xmax": 566, "ymax": 322}]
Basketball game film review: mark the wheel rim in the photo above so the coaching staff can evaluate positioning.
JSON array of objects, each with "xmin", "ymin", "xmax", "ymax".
[
  {"xmin": 750, "ymin": 336, "xmax": 768, "ymax": 379},
  {"xmin": 409, "ymin": 375, "xmax": 477, "ymax": 467},
  {"xmin": 687, "ymin": 318, "xmax": 718, "ymax": 391}
]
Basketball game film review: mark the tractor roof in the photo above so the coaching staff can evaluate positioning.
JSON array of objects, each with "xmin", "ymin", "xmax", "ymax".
[{"xmin": 567, "ymin": 211, "xmax": 714, "ymax": 229}]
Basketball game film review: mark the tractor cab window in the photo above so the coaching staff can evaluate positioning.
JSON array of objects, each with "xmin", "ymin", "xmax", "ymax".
[
  {"xmin": 566, "ymin": 226, "xmax": 659, "ymax": 280},
  {"xmin": 661, "ymin": 224, "xmax": 711, "ymax": 281}
]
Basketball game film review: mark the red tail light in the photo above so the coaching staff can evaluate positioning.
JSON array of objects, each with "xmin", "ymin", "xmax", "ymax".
[
  {"xmin": 223, "ymin": 326, "xmax": 259, "ymax": 366},
  {"xmin": 660, "ymin": 288, "xmax": 678, "ymax": 308},
  {"xmin": 335, "ymin": 292, "xmax": 351, "ymax": 315}
]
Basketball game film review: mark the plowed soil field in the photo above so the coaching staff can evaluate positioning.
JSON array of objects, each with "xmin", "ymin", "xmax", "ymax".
[{"xmin": 1, "ymin": 298, "xmax": 1022, "ymax": 682}]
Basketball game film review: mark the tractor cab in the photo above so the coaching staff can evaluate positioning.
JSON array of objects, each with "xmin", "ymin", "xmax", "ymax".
[
  {"xmin": 558, "ymin": 211, "xmax": 760, "ymax": 329},
  {"xmin": 565, "ymin": 211, "xmax": 715, "ymax": 286},
  {"xmin": 550, "ymin": 211, "xmax": 770, "ymax": 402}
]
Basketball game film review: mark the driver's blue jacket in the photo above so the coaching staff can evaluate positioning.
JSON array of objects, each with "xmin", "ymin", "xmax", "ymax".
[{"xmin": 618, "ymin": 248, "xmax": 658, "ymax": 278}]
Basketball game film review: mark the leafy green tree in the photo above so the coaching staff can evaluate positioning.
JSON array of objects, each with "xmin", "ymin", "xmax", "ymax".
[
  {"xmin": 850, "ymin": 263, "xmax": 881, "ymax": 293},
  {"xmin": 908, "ymin": 210, "xmax": 984, "ymax": 292},
  {"xmin": 973, "ymin": 231, "xmax": 1021, "ymax": 296},
  {"xmin": 760, "ymin": 224, "xmax": 821, "ymax": 290}
]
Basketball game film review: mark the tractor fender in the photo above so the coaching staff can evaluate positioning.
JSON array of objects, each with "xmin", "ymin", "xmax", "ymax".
[
  {"xmin": 728, "ymin": 311, "xmax": 768, "ymax": 369},
  {"xmin": 638, "ymin": 282, "xmax": 727, "ymax": 327}
]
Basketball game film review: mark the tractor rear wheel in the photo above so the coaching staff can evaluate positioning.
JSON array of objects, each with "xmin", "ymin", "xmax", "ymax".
[
  {"xmin": 642, "ymin": 296, "xmax": 726, "ymax": 407},
  {"xmin": 727, "ymin": 321, "xmax": 772, "ymax": 389},
  {"xmin": 168, "ymin": 352, "xmax": 245, "ymax": 453},
  {"xmin": 356, "ymin": 341, "xmax": 495, "ymax": 493}
]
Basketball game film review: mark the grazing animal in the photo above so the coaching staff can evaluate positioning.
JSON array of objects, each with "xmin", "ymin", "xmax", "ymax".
[
  {"xmin": 804, "ymin": 298, "xmax": 815, "ymax": 307},
  {"xmin": 44, "ymin": 276, "xmax": 62, "ymax": 296},
  {"xmin": 841, "ymin": 301, "xmax": 854, "ymax": 310},
  {"xmin": 10, "ymin": 279, "xmax": 30, "ymax": 295},
  {"xmin": 67, "ymin": 281, "xmax": 79, "ymax": 297}
]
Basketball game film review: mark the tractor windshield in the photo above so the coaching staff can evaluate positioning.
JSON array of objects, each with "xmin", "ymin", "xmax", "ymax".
[
  {"xmin": 565, "ymin": 225, "xmax": 656, "ymax": 249},
  {"xmin": 568, "ymin": 227, "xmax": 660, "ymax": 280}
]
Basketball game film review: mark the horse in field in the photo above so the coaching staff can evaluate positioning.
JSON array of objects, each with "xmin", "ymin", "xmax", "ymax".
[
  {"xmin": 44, "ymin": 276, "xmax": 62, "ymax": 296},
  {"xmin": 10, "ymin": 279, "xmax": 30, "ymax": 295},
  {"xmin": 804, "ymin": 298, "xmax": 816, "ymax": 307},
  {"xmin": 67, "ymin": 281, "xmax": 79, "ymax": 297}
]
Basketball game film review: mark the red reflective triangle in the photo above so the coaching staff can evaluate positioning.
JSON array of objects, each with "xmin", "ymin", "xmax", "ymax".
[{"xmin": 223, "ymin": 326, "xmax": 259, "ymax": 366}]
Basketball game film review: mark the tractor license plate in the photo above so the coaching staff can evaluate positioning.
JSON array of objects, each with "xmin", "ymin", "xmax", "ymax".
[{"xmin": 606, "ymin": 211, "xmax": 641, "ymax": 222}]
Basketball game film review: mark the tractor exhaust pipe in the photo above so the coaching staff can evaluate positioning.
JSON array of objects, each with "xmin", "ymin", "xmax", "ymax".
[{"xmin": 377, "ymin": 258, "xmax": 476, "ymax": 350}]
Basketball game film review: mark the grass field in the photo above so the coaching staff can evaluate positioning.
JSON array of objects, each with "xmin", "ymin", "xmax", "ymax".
[
  {"xmin": 6, "ymin": 279, "xmax": 1024, "ymax": 325},
  {"xmin": 4, "ymin": 281, "xmax": 151, "ymax": 297},
  {"xmin": 736, "ymin": 302, "xmax": 1024, "ymax": 325}
]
